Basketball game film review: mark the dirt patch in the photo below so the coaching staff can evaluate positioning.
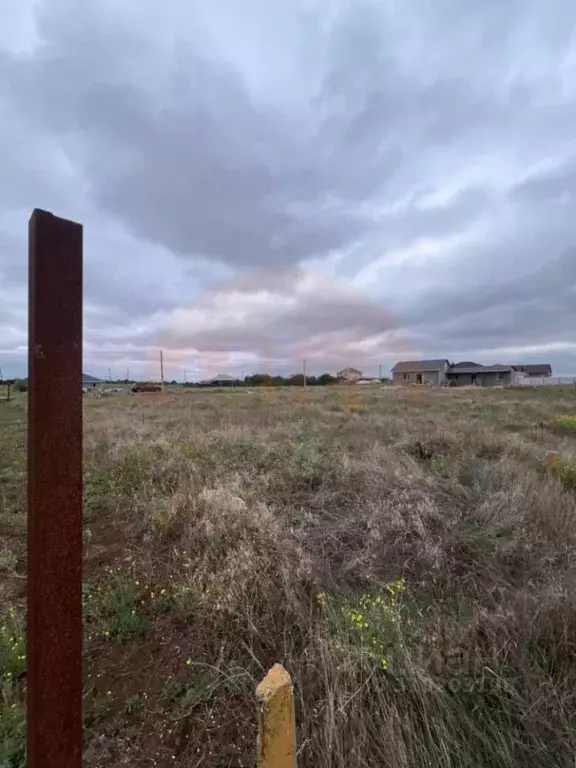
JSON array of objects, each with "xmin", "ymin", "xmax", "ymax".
[
  {"xmin": 84, "ymin": 618, "xmax": 256, "ymax": 767},
  {"xmin": 84, "ymin": 513, "xmax": 142, "ymax": 574}
]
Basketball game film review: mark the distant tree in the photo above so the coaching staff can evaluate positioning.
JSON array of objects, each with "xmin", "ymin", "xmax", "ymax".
[
  {"xmin": 13, "ymin": 379, "xmax": 28, "ymax": 392},
  {"xmin": 318, "ymin": 373, "xmax": 337, "ymax": 386},
  {"xmin": 245, "ymin": 373, "xmax": 273, "ymax": 387}
]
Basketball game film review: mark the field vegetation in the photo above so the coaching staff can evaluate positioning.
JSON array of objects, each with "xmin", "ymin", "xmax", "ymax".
[{"xmin": 1, "ymin": 384, "xmax": 576, "ymax": 766}]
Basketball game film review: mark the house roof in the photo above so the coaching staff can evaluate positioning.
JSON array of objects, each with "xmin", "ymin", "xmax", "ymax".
[
  {"xmin": 209, "ymin": 373, "xmax": 236, "ymax": 382},
  {"xmin": 82, "ymin": 373, "xmax": 103, "ymax": 383},
  {"xmin": 337, "ymin": 367, "xmax": 362, "ymax": 376},
  {"xmin": 448, "ymin": 365, "xmax": 516, "ymax": 375},
  {"xmin": 391, "ymin": 359, "xmax": 449, "ymax": 373},
  {"xmin": 518, "ymin": 364, "xmax": 552, "ymax": 375},
  {"xmin": 450, "ymin": 361, "xmax": 482, "ymax": 368}
]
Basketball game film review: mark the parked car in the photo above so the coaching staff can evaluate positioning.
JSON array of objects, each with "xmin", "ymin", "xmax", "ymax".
[{"xmin": 131, "ymin": 384, "xmax": 162, "ymax": 393}]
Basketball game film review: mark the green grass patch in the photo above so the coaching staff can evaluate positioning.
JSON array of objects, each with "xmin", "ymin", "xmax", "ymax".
[
  {"xmin": 317, "ymin": 579, "xmax": 407, "ymax": 671},
  {"xmin": 83, "ymin": 571, "xmax": 149, "ymax": 644},
  {"xmin": 124, "ymin": 693, "xmax": 143, "ymax": 716},
  {"xmin": 163, "ymin": 664, "xmax": 252, "ymax": 715},
  {"xmin": 0, "ymin": 608, "xmax": 26, "ymax": 686},
  {"xmin": 0, "ymin": 691, "xmax": 25, "ymax": 768},
  {"xmin": 0, "ymin": 608, "xmax": 26, "ymax": 768},
  {"xmin": 553, "ymin": 457, "xmax": 576, "ymax": 491},
  {"xmin": 552, "ymin": 414, "xmax": 576, "ymax": 435},
  {"xmin": 83, "ymin": 570, "xmax": 181, "ymax": 644}
]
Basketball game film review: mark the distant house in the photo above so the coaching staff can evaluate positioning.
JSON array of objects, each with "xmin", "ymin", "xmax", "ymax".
[
  {"xmin": 337, "ymin": 367, "xmax": 363, "ymax": 383},
  {"xmin": 391, "ymin": 359, "xmax": 450, "ymax": 386},
  {"xmin": 206, "ymin": 373, "xmax": 239, "ymax": 388},
  {"xmin": 391, "ymin": 358, "xmax": 550, "ymax": 387},
  {"xmin": 82, "ymin": 373, "xmax": 103, "ymax": 390},
  {"xmin": 517, "ymin": 364, "xmax": 552, "ymax": 378},
  {"xmin": 446, "ymin": 364, "xmax": 524, "ymax": 387}
]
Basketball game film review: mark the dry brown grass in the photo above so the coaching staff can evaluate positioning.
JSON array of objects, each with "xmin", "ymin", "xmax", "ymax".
[{"xmin": 2, "ymin": 385, "xmax": 576, "ymax": 766}]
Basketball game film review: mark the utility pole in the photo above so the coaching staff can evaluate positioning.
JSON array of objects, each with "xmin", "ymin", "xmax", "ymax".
[
  {"xmin": 303, "ymin": 359, "xmax": 307, "ymax": 388},
  {"xmin": 126, "ymin": 368, "xmax": 130, "ymax": 382},
  {"xmin": 379, "ymin": 363, "xmax": 383, "ymax": 381},
  {"xmin": 108, "ymin": 368, "xmax": 112, "ymax": 383},
  {"xmin": 183, "ymin": 370, "xmax": 188, "ymax": 384},
  {"xmin": 160, "ymin": 350, "xmax": 165, "ymax": 391}
]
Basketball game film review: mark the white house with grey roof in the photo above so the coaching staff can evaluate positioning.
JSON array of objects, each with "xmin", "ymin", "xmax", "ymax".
[
  {"xmin": 82, "ymin": 373, "xmax": 104, "ymax": 390},
  {"xmin": 392, "ymin": 359, "xmax": 551, "ymax": 387},
  {"xmin": 391, "ymin": 359, "xmax": 450, "ymax": 386}
]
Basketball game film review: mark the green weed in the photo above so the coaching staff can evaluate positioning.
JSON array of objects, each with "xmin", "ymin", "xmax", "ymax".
[
  {"xmin": 0, "ymin": 608, "xmax": 26, "ymax": 685},
  {"xmin": 317, "ymin": 579, "xmax": 407, "ymax": 670},
  {"xmin": 164, "ymin": 664, "xmax": 252, "ymax": 715},
  {"xmin": 0, "ymin": 689, "xmax": 25, "ymax": 768},
  {"xmin": 124, "ymin": 693, "xmax": 143, "ymax": 715},
  {"xmin": 83, "ymin": 571, "xmax": 148, "ymax": 644},
  {"xmin": 554, "ymin": 457, "xmax": 576, "ymax": 491},
  {"xmin": 0, "ymin": 608, "xmax": 26, "ymax": 768},
  {"xmin": 552, "ymin": 415, "xmax": 576, "ymax": 435}
]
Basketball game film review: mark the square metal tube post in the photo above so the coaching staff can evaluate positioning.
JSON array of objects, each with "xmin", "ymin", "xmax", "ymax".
[{"xmin": 27, "ymin": 209, "xmax": 84, "ymax": 767}]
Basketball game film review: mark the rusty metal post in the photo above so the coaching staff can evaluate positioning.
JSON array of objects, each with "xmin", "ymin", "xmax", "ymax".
[{"xmin": 28, "ymin": 209, "xmax": 83, "ymax": 768}]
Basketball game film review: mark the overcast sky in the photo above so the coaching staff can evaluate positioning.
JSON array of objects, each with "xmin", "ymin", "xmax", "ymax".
[{"xmin": 2, "ymin": 0, "xmax": 576, "ymax": 380}]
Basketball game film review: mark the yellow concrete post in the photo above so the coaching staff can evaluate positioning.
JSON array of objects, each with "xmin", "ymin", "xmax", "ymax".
[
  {"xmin": 545, "ymin": 450, "xmax": 559, "ymax": 472},
  {"xmin": 256, "ymin": 664, "xmax": 297, "ymax": 768}
]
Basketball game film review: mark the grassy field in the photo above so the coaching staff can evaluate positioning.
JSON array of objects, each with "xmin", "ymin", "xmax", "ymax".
[{"xmin": 1, "ymin": 384, "xmax": 576, "ymax": 766}]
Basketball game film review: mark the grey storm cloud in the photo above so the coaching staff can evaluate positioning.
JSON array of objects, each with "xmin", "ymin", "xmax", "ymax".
[
  {"xmin": 2, "ymin": 4, "xmax": 377, "ymax": 268},
  {"xmin": 1, "ymin": 0, "xmax": 576, "ymax": 377},
  {"xmin": 397, "ymin": 243, "xmax": 576, "ymax": 363},
  {"xmin": 510, "ymin": 161, "xmax": 576, "ymax": 205}
]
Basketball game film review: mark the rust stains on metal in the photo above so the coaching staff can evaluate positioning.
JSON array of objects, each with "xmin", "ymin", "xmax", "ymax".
[{"xmin": 27, "ymin": 209, "xmax": 84, "ymax": 768}]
